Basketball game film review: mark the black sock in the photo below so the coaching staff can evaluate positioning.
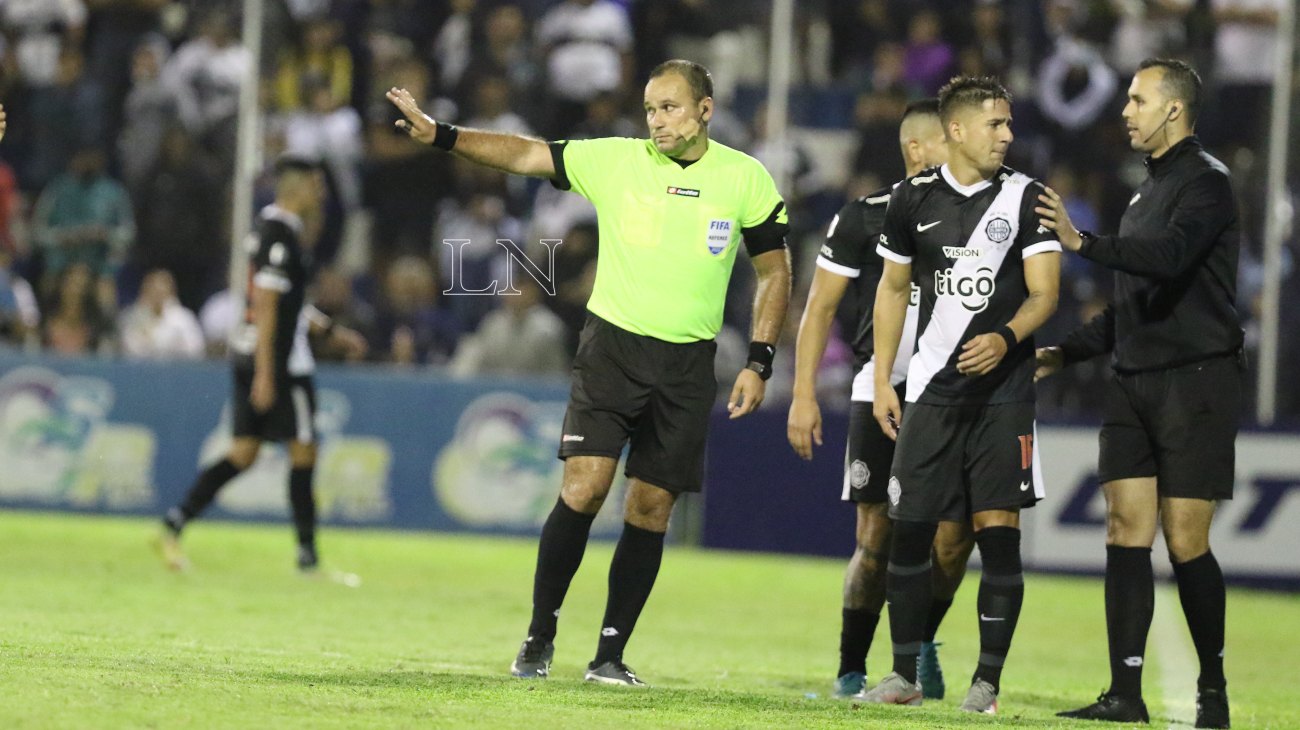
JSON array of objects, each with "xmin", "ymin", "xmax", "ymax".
[
  {"xmin": 169, "ymin": 458, "xmax": 242, "ymax": 531},
  {"xmin": 971, "ymin": 527, "xmax": 1023, "ymax": 693},
  {"xmin": 593, "ymin": 522, "xmax": 666, "ymax": 666},
  {"xmin": 923, "ymin": 598, "xmax": 953, "ymax": 643},
  {"xmin": 886, "ymin": 521, "xmax": 937, "ymax": 684},
  {"xmin": 1106, "ymin": 545, "xmax": 1154, "ymax": 700},
  {"xmin": 838, "ymin": 608, "xmax": 880, "ymax": 677},
  {"xmin": 527, "ymin": 498, "xmax": 596, "ymax": 642},
  {"xmin": 289, "ymin": 466, "xmax": 315, "ymax": 548},
  {"xmin": 1172, "ymin": 551, "xmax": 1226, "ymax": 691}
]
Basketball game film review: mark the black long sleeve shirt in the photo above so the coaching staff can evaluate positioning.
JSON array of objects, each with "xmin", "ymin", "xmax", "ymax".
[{"xmin": 1059, "ymin": 136, "xmax": 1242, "ymax": 373}]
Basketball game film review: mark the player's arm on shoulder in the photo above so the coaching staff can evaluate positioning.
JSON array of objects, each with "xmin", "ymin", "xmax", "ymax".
[{"xmin": 1074, "ymin": 171, "xmax": 1234, "ymax": 278}]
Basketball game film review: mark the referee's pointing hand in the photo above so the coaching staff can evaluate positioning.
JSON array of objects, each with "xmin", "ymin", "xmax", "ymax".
[{"xmin": 387, "ymin": 87, "xmax": 437, "ymax": 145}]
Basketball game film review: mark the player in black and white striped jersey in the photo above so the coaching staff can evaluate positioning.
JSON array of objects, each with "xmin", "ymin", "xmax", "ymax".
[
  {"xmin": 788, "ymin": 99, "xmax": 974, "ymax": 701},
  {"xmin": 860, "ymin": 77, "xmax": 1060, "ymax": 714}
]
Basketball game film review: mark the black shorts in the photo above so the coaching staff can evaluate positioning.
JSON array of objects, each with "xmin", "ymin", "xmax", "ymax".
[
  {"xmin": 231, "ymin": 368, "xmax": 317, "ymax": 444},
  {"xmin": 843, "ymin": 390, "xmax": 905, "ymax": 504},
  {"xmin": 1098, "ymin": 353, "xmax": 1243, "ymax": 500},
  {"xmin": 558, "ymin": 315, "xmax": 717, "ymax": 493},
  {"xmin": 889, "ymin": 401, "xmax": 1043, "ymax": 522}
]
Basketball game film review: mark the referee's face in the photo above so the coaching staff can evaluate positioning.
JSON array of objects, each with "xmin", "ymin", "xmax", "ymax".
[
  {"xmin": 950, "ymin": 98, "xmax": 1013, "ymax": 176},
  {"xmin": 644, "ymin": 73, "xmax": 711, "ymax": 158},
  {"xmin": 1123, "ymin": 68, "xmax": 1176, "ymax": 153}
]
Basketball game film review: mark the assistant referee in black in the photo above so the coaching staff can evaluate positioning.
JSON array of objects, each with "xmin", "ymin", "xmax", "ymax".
[{"xmin": 1035, "ymin": 59, "xmax": 1239, "ymax": 729}]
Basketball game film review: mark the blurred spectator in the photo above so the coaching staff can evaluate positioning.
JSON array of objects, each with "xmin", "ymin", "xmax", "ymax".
[
  {"xmin": 132, "ymin": 126, "xmax": 223, "ymax": 311},
  {"xmin": 902, "ymin": 9, "xmax": 954, "ymax": 95},
  {"xmin": 450, "ymin": 277, "xmax": 569, "ymax": 378},
  {"xmin": 851, "ymin": 86, "xmax": 908, "ymax": 184},
  {"xmin": 282, "ymin": 77, "xmax": 364, "ymax": 211},
  {"xmin": 1108, "ymin": 0, "xmax": 1193, "ymax": 74},
  {"xmin": 535, "ymin": 0, "xmax": 633, "ymax": 136},
  {"xmin": 83, "ymin": 0, "xmax": 167, "ymax": 145},
  {"xmin": 371, "ymin": 255, "xmax": 462, "ymax": 365},
  {"xmin": 0, "ymin": 157, "xmax": 23, "ymax": 260},
  {"xmin": 463, "ymin": 74, "xmax": 532, "ymax": 136},
  {"xmin": 967, "ymin": 0, "xmax": 1013, "ymax": 78},
  {"xmin": 22, "ymin": 46, "xmax": 106, "ymax": 191},
  {"xmin": 364, "ymin": 56, "xmax": 449, "ymax": 263},
  {"xmin": 548, "ymin": 220, "xmax": 597, "ymax": 353},
  {"xmin": 32, "ymin": 147, "xmax": 134, "ymax": 295},
  {"xmin": 463, "ymin": 4, "xmax": 539, "ymax": 100},
  {"xmin": 274, "ymin": 15, "xmax": 353, "ymax": 112},
  {"xmin": 1, "ymin": 0, "xmax": 87, "ymax": 88},
  {"xmin": 0, "ymin": 249, "xmax": 40, "ymax": 350},
  {"xmin": 434, "ymin": 189, "xmax": 523, "ymax": 329},
  {"xmin": 118, "ymin": 268, "xmax": 204, "ymax": 359},
  {"xmin": 569, "ymin": 91, "xmax": 639, "ymax": 140},
  {"xmin": 311, "ymin": 267, "xmax": 377, "ymax": 362},
  {"xmin": 1203, "ymin": 0, "xmax": 1283, "ymax": 149},
  {"xmin": 198, "ymin": 287, "xmax": 235, "ymax": 358},
  {"xmin": 827, "ymin": 0, "xmax": 899, "ymax": 83},
  {"xmin": 431, "ymin": 0, "xmax": 476, "ymax": 95},
  {"xmin": 1036, "ymin": 36, "xmax": 1119, "ymax": 168},
  {"xmin": 117, "ymin": 35, "xmax": 176, "ymax": 195},
  {"xmin": 42, "ymin": 261, "xmax": 114, "ymax": 355},
  {"xmin": 161, "ymin": 8, "xmax": 249, "ymax": 162}
]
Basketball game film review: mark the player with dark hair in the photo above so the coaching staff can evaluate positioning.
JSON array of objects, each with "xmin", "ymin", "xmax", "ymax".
[
  {"xmin": 156, "ymin": 156, "xmax": 366, "ymax": 572},
  {"xmin": 787, "ymin": 98, "xmax": 974, "ymax": 700},
  {"xmin": 1039, "ymin": 58, "xmax": 1239, "ymax": 729},
  {"xmin": 388, "ymin": 58, "xmax": 791, "ymax": 686},
  {"xmin": 859, "ymin": 76, "xmax": 1060, "ymax": 713}
]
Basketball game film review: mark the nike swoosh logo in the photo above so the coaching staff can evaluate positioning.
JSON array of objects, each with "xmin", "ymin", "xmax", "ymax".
[
  {"xmin": 979, "ymin": 614, "xmax": 1005, "ymax": 622},
  {"xmin": 1019, "ymin": 481, "xmax": 1030, "ymax": 492},
  {"xmin": 916, "ymin": 221, "xmax": 941, "ymax": 232},
  {"xmin": 1130, "ymin": 193, "xmax": 1141, "ymax": 206}
]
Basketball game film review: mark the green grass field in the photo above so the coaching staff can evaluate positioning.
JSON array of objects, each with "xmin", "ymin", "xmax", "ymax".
[{"xmin": 1, "ymin": 512, "xmax": 1295, "ymax": 729}]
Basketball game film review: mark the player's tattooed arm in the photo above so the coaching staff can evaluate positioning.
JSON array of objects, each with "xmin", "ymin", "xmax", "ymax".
[{"xmin": 250, "ymin": 286, "xmax": 280, "ymax": 413}]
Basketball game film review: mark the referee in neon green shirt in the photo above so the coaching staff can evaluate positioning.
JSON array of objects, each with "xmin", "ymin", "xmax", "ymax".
[{"xmin": 389, "ymin": 59, "xmax": 792, "ymax": 686}]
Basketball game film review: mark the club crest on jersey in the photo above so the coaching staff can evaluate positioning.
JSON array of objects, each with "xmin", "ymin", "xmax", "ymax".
[
  {"xmin": 888, "ymin": 476, "xmax": 902, "ymax": 506},
  {"xmin": 985, "ymin": 217, "xmax": 1012, "ymax": 243},
  {"xmin": 850, "ymin": 460, "xmax": 870, "ymax": 489},
  {"xmin": 935, "ymin": 266, "xmax": 996, "ymax": 312},
  {"xmin": 706, "ymin": 219, "xmax": 732, "ymax": 255}
]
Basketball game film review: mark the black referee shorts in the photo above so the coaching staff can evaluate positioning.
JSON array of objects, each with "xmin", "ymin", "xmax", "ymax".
[
  {"xmin": 231, "ymin": 368, "xmax": 317, "ymax": 444},
  {"xmin": 842, "ymin": 392, "xmax": 904, "ymax": 504},
  {"xmin": 1098, "ymin": 353, "xmax": 1243, "ymax": 500},
  {"xmin": 558, "ymin": 315, "xmax": 717, "ymax": 493}
]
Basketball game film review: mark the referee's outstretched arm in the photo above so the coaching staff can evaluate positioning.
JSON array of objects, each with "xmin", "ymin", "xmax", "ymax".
[{"xmin": 387, "ymin": 87, "xmax": 557, "ymax": 179}]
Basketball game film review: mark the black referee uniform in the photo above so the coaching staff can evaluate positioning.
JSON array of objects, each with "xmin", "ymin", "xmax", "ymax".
[
  {"xmin": 1055, "ymin": 134, "xmax": 1240, "ymax": 724},
  {"xmin": 1059, "ymin": 135, "xmax": 1242, "ymax": 497}
]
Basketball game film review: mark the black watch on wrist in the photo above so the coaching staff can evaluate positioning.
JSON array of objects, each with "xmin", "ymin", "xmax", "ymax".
[{"xmin": 744, "ymin": 360, "xmax": 772, "ymax": 381}]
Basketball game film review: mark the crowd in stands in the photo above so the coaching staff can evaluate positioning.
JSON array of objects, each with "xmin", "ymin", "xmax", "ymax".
[{"xmin": 0, "ymin": 0, "xmax": 1294, "ymax": 419}]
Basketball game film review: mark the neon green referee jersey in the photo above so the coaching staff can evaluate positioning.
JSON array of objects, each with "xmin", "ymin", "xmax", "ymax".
[{"xmin": 552, "ymin": 137, "xmax": 787, "ymax": 343}]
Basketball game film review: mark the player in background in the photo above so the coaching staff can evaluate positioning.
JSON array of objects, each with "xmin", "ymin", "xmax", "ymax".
[
  {"xmin": 787, "ymin": 98, "xmax": 973, "ymax": 700},
  {"xmin": 157, "ymin": 156, "xmax": 366, "ymax": 572}
]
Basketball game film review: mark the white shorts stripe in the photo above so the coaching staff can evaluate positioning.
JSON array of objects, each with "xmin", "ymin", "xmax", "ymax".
[{"xmin": 291, "ymin": 385, "xmax": 313, "ymax": 444}]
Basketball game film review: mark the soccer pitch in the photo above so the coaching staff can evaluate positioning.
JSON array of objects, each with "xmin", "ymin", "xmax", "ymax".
[{"xmin": 1, "ymin": 513, "xmax": 1295, "ymax": 729}]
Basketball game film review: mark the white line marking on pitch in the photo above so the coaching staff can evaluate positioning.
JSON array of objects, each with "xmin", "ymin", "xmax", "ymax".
[{"xmin": 1152, "ymin": 584, "xmax": 1196, "ymax": 729}]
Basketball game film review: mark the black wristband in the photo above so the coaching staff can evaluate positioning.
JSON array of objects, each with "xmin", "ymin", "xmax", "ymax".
[
  {"xmin": 746, "ymin": 341, "xmax": 775, "ymax": 381},
  {"xmin": 431, "ymin": 121, "xmax": 459, "ymax": 151},
  {"xmin": 995, "ymin": 325, "xmax": 1018, "ymax": 351}
]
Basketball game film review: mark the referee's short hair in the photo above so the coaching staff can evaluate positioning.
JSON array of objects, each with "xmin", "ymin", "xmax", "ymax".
[
  {"xmin": 649, "ymin": 59, "xmax": 713, "ymax": 102},
  {"xmin": 937, "ymin": 76, "xmax": 1012, "ymax": 125},
  {"xmin": 1138, "ymin": 57, "xmax": 1202, "ymax": 125}
]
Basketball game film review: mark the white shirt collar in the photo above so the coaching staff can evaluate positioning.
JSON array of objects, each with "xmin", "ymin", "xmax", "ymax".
[{"xmin": 940, "ymin": 163, "xmax": 994, "ymax": 198}]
